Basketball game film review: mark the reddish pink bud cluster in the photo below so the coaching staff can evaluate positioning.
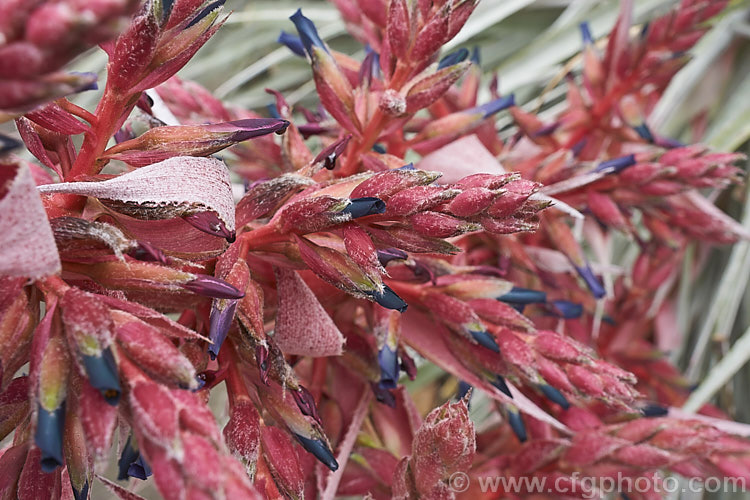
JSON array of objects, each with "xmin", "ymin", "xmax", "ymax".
[{"xmin": 0, "ymin": 0, "xmax": 139, "ymax": 113}]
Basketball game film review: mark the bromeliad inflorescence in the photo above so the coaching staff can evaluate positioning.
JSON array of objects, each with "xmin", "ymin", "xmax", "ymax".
[{"xmin": 1, "ymin": 0, "xmax": 749, "ymax": 499}]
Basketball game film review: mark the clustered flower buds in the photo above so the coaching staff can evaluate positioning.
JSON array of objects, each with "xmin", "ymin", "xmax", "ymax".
[{"xmin": 1, "ymin": 0, "xmax": 748, "ymax": 498}]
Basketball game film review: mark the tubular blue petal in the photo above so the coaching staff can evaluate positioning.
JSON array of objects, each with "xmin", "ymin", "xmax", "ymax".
[
  {"xmin": 507, "ymin": 408, "xmax": 527, "ymax": 442},
  {"xmin": 128, "ymin": 455, "xmax": 152, "ymax": 480},
  {"xmin": 378, "ymin": 344, "xmax": 400, "ymax": 389},
  {"xmin": 470, "ymin": 46, "xmax": 481, "ymax": 65},
  {"xmin": 82, "ymin": 348, "xmax": 121, "ymax": 405},
  {"xmin": 0, "ymin": 133, "xmax": 22, "ymax": 154},
  {"xmin": 594, "ymin": 154, "xmax": 636, "ymax": 174},
  {"xmin": 71, "ymin": 480, "xmax": 89, "ymax": 500},
  {"xmin": 290, "ymin": 9, "xmax": 328, "ymax": 55},
  {"xmin": 473, "ymin": 95, "xmax": 515, "ymax": 119},
  {"xmin": 580, "ymin": 22, "xmax": 593, "ymax": 45},
  {"xmin": 277, "ymin": 31, "xmax": 306, "ymax": 57},
  {"xmin": 35, "ymin": 403, "xmax": 65, "ymax": 472},
  {"xmin": 117, "ymin": 436, "xmax": 139, "ymax": 480},
  {"xmin": 538, "ymin": 384, "xmax": 570, "ymax": 409},
  {"xmin": 574, "ymin": 264, "xmax": 606, "ymax": 299},
  {"xmin": 491, "ymin": 375, "xmax": 513, "ymax": 399},
  {"xmin": 641, "ymin": 403, "xmax": 668, "ymax": 418},
  {"xmin": 633, "ymin": 123, "xmax": 654, "ymax": 142},
  {"xmin": 294, "ymin": 434, "xmax": 339, "ymax": 471},
  {"xmin": 497, "ymin": 287, "xmax": 547, "ymax": 305},
  {"xmin": 469, "ymin": 329, "xmax": 500, "ymax": 353},
  {"xmin": 550, "ymin": 300, "xmax": 584, "ymax": 319},
  {"xmin": 342, "ymin": 197, "xmax": 386, "ymax": 218},
  {"xmin": 456, "ymin": 381, "xmax": 472, "ymax": 402},
  {"xmin": 370, "ymin": 285, "xmax": 408, "ymax": 313},
  {"xmin": 438, "ymin": 48, "xmax": 469, "ymax": 69}
]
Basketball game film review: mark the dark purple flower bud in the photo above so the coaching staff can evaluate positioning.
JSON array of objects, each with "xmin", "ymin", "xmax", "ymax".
[
  {"xmin": 550, "ymin": 300, "xmax": 583, "ymax": 319},
  {"xmin": 378, "ymin": 344, "xmax": 400, "ymax": 389},
  {"xmin": 377, "ymin": 248, "xmax": 409, "ymax": 266},
  {"xmin": 491, "ymin": 375, "xmax": 513, "ymax": 399},
  {"xmin": 82, "ymin": 348, "xmax": 121, "ymax": 405},
  {"xmin": 370, "ymin": 382, "xmax": 396, "ymax": 407},
  {"xmin": 580, "ymin": 21, "xmax": 593, "ymax": 45},
  {"xmin": 370, "ymin": 285, "xmax": 408, "ymax": 313},
  {"xmin": 277, "ymin": 31, "xmax": 306, "ymax": 57},
  {"xmin": 473, "ymin": 95, "xmax": 515, "ymax": 119},
  {"xmin": 497, "ymin": 287, "xmax": 547, "ymax": 305},
  {"xmin": 399, "ymin": 348, "xmax": 418, "ymax": 380},
  {"xmin": 117, "ymin": 436, "xmax": 138, "ymax": 480},
  {"xmin": 293, "ymin": 434, "xmax": 339, "ymax": 471},
  {"xmin": 187, "ymin": 0, "xmax": 226, "ymax": 28},
  {"xmin": 343, "ymin": 197, "xmax": 386, "ymax": 218},
  {"xmin": 538, "ymin": 384, "xmax": 570, "ymax": 409},
  {"xmin": 290, "ymin": 9, "xmax": 328, "ymax": 56},
  {"xmin": 129, "ymin": 241, "xmax": 168, "ymax": 264},
  {"xmin": 128, "ymin": 455, "xmax": 152, "ymax": 480},
  {"xmin": 641, "ymin": 403, "xmax": 668, "ymax": 418},
  {"xmin": 183, "ymin": 212, "xmax": 236, "ymax": 242},
  {"xmin": 574, "ymin": 264, "xmax": 606, "ymax": 299},
  {"xmin": 438, "ymin": 48, "xmax": 469, "ymax": 69},
  {"xmin": 292, "ymin": 386, "xmax": 322, "ymax": 425},
  {"xmin": 114, "ymin": 129, "xmax": 134, "ymax": 144},
  {"xmin": 314, "ymin": 134, "xmax": 352, "ymax": 169},
  {"xmin": 204, "ymin": 118, "xmax": 289, "ymax": 141},
  {"xmin": 470, "ymin": 329, "xmax": 500, "ymax": 353},
  {"xmin": 0, "ymin": 133, "xmax": 22, "ymax": 154},
  {"xmin": 256, "ymin": 344, "xmax": 269, "ymax": 385},
  {"xmin": 507, "ymin": 407, "xmax": 527, "ymax": 442},
  {"xmin": 594, "ymin": 154, "xmax": 636, "ymax": 174},
  {"xmin": 35, "ymin": 403, "xmax": 65, "ymax": 472},
  {"xmin": 208, "ymin": 299, "xmax": 238, "ymax": 360},
  {"xmin": 298, "ymin": 123, "xmax": 332, "ymax": 138},
  {"xmin": 633, "ymin": 123, "xmax": 654, "ymax": 142},
  {"xmin": 182, "ymin": 275, "xmax": 245, "ymax": 299}
]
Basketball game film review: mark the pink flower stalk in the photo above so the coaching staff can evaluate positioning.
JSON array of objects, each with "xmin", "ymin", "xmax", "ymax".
[{"xmin": 1, "ymin": 0, "xmax": 749, "ymax": 499}]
